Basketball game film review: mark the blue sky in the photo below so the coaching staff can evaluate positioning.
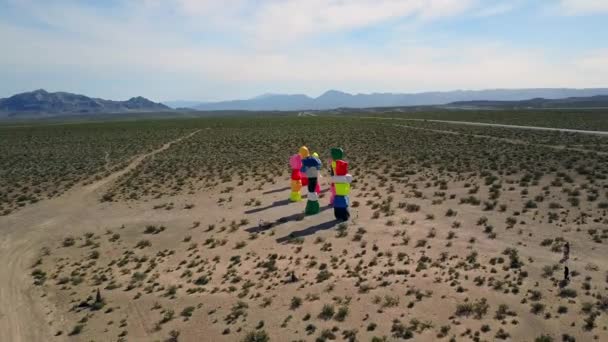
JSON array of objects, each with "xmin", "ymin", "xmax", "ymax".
[{"xmin": 1, "ymin": 0, "xmax": 607, "ymax": 101}]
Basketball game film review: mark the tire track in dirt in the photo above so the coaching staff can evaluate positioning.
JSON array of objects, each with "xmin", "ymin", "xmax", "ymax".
[
  {"xmin": 0, "ymin": 129, "xmax": 200, "ymax": 342},
  {"xmin": 103, "ymin": 151, "xmax": 111, "ymax": 172},
  {"xmin": 128, "ymin": 301, "xmax": 152, "ymax": 340}
]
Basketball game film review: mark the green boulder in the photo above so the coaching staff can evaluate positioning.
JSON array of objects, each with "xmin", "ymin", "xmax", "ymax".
[
  {"xmin": 305, "ymin": 200, "xmax": 320, "ymax": 215},
  {"xmin": 330, "ymin": 147, "xmax": 344, "ymax": 160}
]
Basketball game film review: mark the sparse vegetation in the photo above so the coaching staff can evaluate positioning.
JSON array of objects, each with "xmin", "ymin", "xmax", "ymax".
[{"xmin": 12, "ymin": 114, "xmax": 608, "ymax": 342}]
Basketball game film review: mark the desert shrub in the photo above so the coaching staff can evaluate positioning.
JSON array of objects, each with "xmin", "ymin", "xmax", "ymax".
[
  {"xmin": 494, "ymin": 304, "xmax": 516, "ymax": 320},
  {"xmin": 62, "ymin": 236, "xmax": 75, "ymax": 247},
  {"xmin": 31, "ymin": 269, "xmax": 47, "ymax": 286},
  {"xmin": 318, "ymin": 329, "xmax": 336, "ymax": 341},
  {"xmin": 502, "ymin": 248, "xmax": 523, "ymax": 269},
  {"xmin": 455, "ymin": 298, "xmax": 488, "ymax": 319},
  {"xmin": 69, "ymin": 324, "xmax": 84, "ymax": 336},
  {"xmin": 135, "ymin": 240, "xmax": 151, "ymax": 248},
  {"xmin": 316, "ymin": 270, "xmax": 332, "ymax": 283},
  {"xmin": 531, "ymin": 303, "xmax": 545, "ymax": 314},
  {"xmin": 391, "ymin": 320, "xmax": 414, "ymax": 339},
  {"xmin": 559, "ymin": 288, "xmax": 577, "ymax": 298},
  {"xmin": 242, "ymin": 330, "xmax": 270, "ymax": 342},
  {"xmin": 335, "ymin": 306, "xmax": 349, "ymax": 321},
  {"xmin": 224, "ymin": 301, "xmax": 249, "ymax": 324},
  {"xmin": 535, "ymin": 335, "xmax": 553, "ymax": 342},
  {"xmin": 319, "ymin": 304, "xmax": 335, "ymax": 320},
  {"xmin": 181, "ymin": 306, "xmax": 195, "ymax": 318},
  {"xmin": 286, "ymin": 296, "xmax": 301, "ymax": 310},
  {"xmin": 495, "ymin": 328, "xmax": 510, "ymax": 339}
]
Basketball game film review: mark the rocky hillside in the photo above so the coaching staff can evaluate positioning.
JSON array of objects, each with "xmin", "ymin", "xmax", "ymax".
[{"xmin": 0, "ymin": 89, "xmax": 170, "ymax": 117}]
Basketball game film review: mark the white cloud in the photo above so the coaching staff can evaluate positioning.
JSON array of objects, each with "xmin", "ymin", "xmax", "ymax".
[
  {"xmin": 473, "ymin": 1, "xmax": 520, "ymax": 17},
  {"xmin": 133, "ymin": 0, "xmax": 479, "ymax": 45},
  {"xmin": 2, "ymin": 15, "xmax": 605, "ymax": 97},
  {"xmin": 556, "ymin": 0, "xmax": 608, "ymax": 14},
  {"xmin": 575, "ymin": 50, "xmax": 608, "ymax": 72},
  {"xmin": 1, "ymin": 0, "xmax": 522, "ymax": 48}
]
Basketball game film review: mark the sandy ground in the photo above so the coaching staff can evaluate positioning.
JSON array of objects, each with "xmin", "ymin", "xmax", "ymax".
[{"xmin": 1, "ymin": 126, "xmax": 607, "ymax": 342}]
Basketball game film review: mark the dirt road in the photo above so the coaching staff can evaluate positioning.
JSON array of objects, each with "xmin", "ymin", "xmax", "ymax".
[
  {"xmin": 391, "ymin": 124, "xmax": 608, "ymax": 156},
  {"xmin": 359, "ymin": 116, "xmax": 608, "ymax": 136},
  {"xmin": 0, "ymin": 130, "xmax": 200, "ymax": 342}
]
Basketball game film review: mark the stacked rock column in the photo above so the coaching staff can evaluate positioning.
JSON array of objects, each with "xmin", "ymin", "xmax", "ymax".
[
  {"xmin": 299, "ymin": 146, "xmax": 309, "ymax": 189},
  {"xmin": 328, "ymin": 159, "xmax": 337, "ymax": 205},
  {"xmin": 289, "ymin": 154, "xmax": 303, "ymax": 202},
  {"xmin": 312, "ymin": 152, "xmax": 321, "ymax": 194},
  {"xmin": 332, "ymin": 159, "xmax": 352, "ymax": 221},
  {"xmin": 302, "ymin": 153, "xmax": 322, "ymax": 215},
  {"xmin": 328, "ymin": 148, "xmax": 343, "ymax": 205}
]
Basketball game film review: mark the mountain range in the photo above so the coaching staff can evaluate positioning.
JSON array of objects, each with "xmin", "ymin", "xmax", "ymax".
[
  {"xmin": 2, "ymin": 88, "xmax": 608, "ymax": 119},
  {"xmin": 448, "ymin": 95, "xmax": 608, "ymax": 109},
  {"xmin": 0, "ymin": 89, "xmax": 169, "ymax": 117},
  {"xmin": 167, "ymin": 88, "xmax": 608, "ymax": 111}
]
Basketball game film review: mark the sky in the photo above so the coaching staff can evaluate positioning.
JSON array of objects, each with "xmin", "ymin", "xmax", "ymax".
[{"xmin": 1, "ymin": 0, "xmax": 607, "ymax": 102}]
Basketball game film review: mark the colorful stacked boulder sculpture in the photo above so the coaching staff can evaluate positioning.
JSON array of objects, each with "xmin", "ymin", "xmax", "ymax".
[
  {"xmin": 328, "ymin": 148, "xmax": 342, "ymax": 205},
  {"xmin": 331, "ymin": 148, "xmax": 352, "ymax": 221},
  {"xmin": 299, "ymin": 146, "xmax": 309, "ymax": 188},
  {"xmin": 289, "ymin": 154, "xmax": 303, "ymax": 202},
  {"xmin": 301, "ymin": 148, "xmax": 322, "ymax": 215},
  {"xmin": 312, "ymin": 152, "xmax": 321, "ymax": 194}
]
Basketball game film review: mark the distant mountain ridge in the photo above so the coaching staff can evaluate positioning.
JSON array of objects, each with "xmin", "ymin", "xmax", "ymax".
[
  {"xmin": 447, "ymin": 95, "xmax": 608, "ymax": 109},
  {"xmin": 180, "ymin": 88, "xmax": 608, "ymax": 111},
  {"xmin": 0, "ymin": 89, "xmax": 169, "ymax": 117}
]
